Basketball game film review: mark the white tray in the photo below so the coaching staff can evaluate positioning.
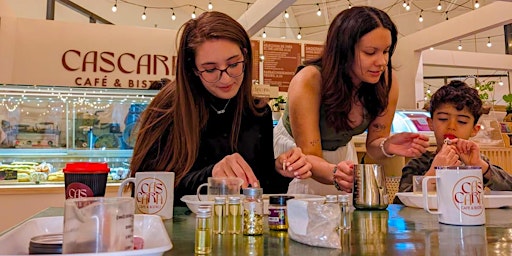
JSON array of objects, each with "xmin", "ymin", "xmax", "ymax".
[
  {"xmin": 396, "ymin": 191, "xmax": 512, "ymax": 209},
  {"xmin": 0, "ymin": 214, "xmax": 172, "ymax": 256}
]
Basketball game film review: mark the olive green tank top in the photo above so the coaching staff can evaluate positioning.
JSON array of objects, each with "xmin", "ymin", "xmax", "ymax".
[{"xmin": 282, "ymin": 104, "xmax": 371, "ymax": 151}]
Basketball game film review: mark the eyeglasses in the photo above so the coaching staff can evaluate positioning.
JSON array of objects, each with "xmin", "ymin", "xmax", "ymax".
[{"xmin": 195, "ymin": 61, "xmax": 245, "ymax": 83}]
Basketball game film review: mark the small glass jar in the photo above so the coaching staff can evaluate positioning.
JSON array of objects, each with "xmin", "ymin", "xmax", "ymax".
[
  {"xmin": 195, "ymin": 205, "xmax": 213, "ymax": 255},
  {"xmin": 338, "ymin": 194, "xmax": 351, "ymax": 230},
  {"xmin": 213, "ymin": 196, "xmax": 226, "ymax": 235},
  {"xmin": 242, "ymin": 187, "xmax": 264, "ymax": 235},
  {"xmin": 268, "ymin": 195, "xmax": 294, "ymax": 231},
  {"xmin": 227, "ymin": 196, "xmax": 242, "ymax": 235}
]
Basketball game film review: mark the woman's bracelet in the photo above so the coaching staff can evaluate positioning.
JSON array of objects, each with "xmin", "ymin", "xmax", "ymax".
[
  {"xmin": 379, "ymin": 137, "xmax": 396, "ymax": 158},
  {"xmin": 333, "ymin": 166, "xmax": 342, "ymax": 191}
]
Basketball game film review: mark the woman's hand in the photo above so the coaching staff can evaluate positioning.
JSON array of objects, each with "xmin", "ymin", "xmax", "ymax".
[
  {"xmin": 334, "ymin": 161, "xmax": 354, "ymax": 193},
  {"xmin": 212, "ymin": 153, "xmax": 259, "ymax": 188},
  {"xmin": 277, "ymin": 147, "xmax": 312, "ymax": 179},
  {"xmin": 386, "ymin": 132, "xmax": 430, "ymax": 158}
]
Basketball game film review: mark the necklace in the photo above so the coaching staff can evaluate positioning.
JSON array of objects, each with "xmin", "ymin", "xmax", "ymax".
[{"xmin": 210, "ymin": 99, "xmax": 231, "ymax": 114}]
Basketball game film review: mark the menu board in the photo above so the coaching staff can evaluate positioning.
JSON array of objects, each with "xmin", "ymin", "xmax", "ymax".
[
  {"xmin": 304, "ymin": 44, "xmax": 323, "ymax": 62},
  {"xmin": 263, "ymin": 41, "xmax": 301, "ymax": 92},
  {"xmin": 250, "ymin": 40, "xmax": 260, "ymax": 82}
]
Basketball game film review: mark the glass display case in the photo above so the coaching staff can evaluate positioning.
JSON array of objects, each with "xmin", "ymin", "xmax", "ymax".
[{"xmin": 0, "ymin": 84, "xmax": 158, "ymax": 184}]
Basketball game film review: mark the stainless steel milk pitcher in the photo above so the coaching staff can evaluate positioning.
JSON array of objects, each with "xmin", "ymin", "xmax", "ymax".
[{"xmin": 353, "ymin": 164, "xmax": 389, "ymax": 210}]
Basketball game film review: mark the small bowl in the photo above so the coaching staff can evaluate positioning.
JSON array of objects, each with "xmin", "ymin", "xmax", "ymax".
[{"xmin": 180, "ymin": 195, "xmax": 214, "ymax": 214}]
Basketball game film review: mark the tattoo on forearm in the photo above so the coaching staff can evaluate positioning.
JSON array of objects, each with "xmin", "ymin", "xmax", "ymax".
[
  {"xmin": 371, "ymin": 123, "xmax": 386, "ymax": 132},
  {"xmin": 309, "ymin": 139, "xmax": 320, "ymax": 147}
]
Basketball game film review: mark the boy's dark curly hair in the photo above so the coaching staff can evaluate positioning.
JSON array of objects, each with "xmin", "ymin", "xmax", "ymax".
[{"xmin": 429, "ymin": 80, "xmax": 483, "ymax": 124}]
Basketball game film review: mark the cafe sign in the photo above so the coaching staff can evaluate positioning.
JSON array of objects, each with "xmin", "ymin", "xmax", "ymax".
[{"xmin": 0, "ymin": 16, "xmax": 177, "ymax": 89}]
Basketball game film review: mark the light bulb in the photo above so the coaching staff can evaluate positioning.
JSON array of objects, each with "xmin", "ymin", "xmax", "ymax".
[
  {"xmin": 317, "ymin": 10, "xmax": 321, "ymax": 16},
  {"xmin": 141, "ymin": 7, "xmax": 146, "ymax": 20},
  {"xmin": 406, "ymin": 5, "xmax": 410, "ymax": 11},
  {"xmin": 487, "ymin": 37, "xmax": 492, "ymax": 48},
  {"xmin": 112, "ymin": 4, "xmax": 117, "ymax": 13},
  {"xmin": 437, "ymin": 2, "xmax": 442, "ymax": 10},
  {"xmin": 297, "ymin": 33, "xmax": 302, "ymax": 40},
  {"xmin": 262, "ymin": 31, "xmax": 267, "ymax": 38},
  {"xmin": 192, "ymin": 12, "xmax": 196, "ymax": 19},
  {"xmin": 402, "ymin": 1, "xmax": 407, "ymax": 7},
  {"xmin": 208, "ymin": 2, "xmax": 213, "ymax": 10},
  {"xmin": 419, "ymin": 15, "xmax": 423, "ymax": 22},
  {"xmin": 171, "ymin": 12, "xmax": 176, "ymax": 21},
  {"xmin": 458, "ymin": 45, "xmax": 462, "ymax": 50},
  {"xmin": 474, "ymin": 1, "xmax": 480, "ymax": 8},
  {"xmin": 499, "ymin": 81, "xmax": 504, "ymax": 86},
  {"xmin": 284, "ymin": 11, "xmax": 289, "ymax": 19}
]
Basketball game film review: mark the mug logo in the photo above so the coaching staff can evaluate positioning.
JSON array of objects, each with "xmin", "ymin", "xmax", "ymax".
[
  {"xmin": 135, "ymin": 177, "xmax": 168, "ymax": 214},
  {"xmin": 66, "ymin": 182, "xmax": 94, "ymax": 198},
  {"xmin": 452, "ymin": 176, "xmax": 484, "ymax": 216}
]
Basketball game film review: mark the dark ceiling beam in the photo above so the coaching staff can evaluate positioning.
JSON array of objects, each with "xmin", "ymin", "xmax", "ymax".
[{"xmin": 54, "ymin": 0, "xmax": 113, "ymax": 24}]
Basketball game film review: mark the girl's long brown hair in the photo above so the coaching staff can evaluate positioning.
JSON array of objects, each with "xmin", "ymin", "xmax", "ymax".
[
  {"xmin": 305, "ymin": 6, "xmax": 398, "ymax": 132},
  {"xmin": 130, "ymin": 11, "xmax": 256, "ymax": 185}
]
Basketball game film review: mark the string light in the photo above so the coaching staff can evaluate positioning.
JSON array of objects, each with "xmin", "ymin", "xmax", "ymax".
[
  {"xmin": 316, "ymin": 4, "xmax": 321, "ymax": 16},
  {"xmin": 262, "ymin": 29, "xmax": 267, "ymax": 38},
  {"xmin": 141, "ymin": 6, "xmax": 147, "ymax": 20},
  {"xmin": 487, "ymin": 37, "xmax": 492, "ymax": 47},
  {"xmin": 458, "ymin": 40, "xmax": 462, "ymax": 50},
  {"xmin": 111, "ymin": 0, "xmax": 117, "ymax": 13},
  {"xmin": 171, "ymin": 8, "xmax": 176, "ymax": 21},
  {"xmin": 191, "ymin": 6, "xmax": 197, "ymax": 19},
  {"xmin": 474, "ymin": 0, "xmax": 480, "ymax": 9},
  {"xmin": 418, "ymin": 10, "xmax": 423, "ymax": 22},
  {"xmin": 208, "ymin": 1, "xmax": 213, "ymax": 11},
  {"xmin": 297, "ymin": 27, "xmax": 302, "ymax": 40},
  {"xmin": 437, "ymin": 1, "xmax": 442, "ymax": 11},
  {"xmin": 284, "ymin": 10, "xmax": 289, "ymax": 19}
]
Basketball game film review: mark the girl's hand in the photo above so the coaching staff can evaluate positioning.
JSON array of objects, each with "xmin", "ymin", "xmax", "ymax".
[
  {"xmin": 277, "ymin": 147, "xmax": 312, "ymax": 179},
  {"xmin": 334, "ymin": 161, "xmax": 354, "ymax": 193},
  {"xmin": 213, "ymin": 153, "xmax": 259, "ymax": 188}
]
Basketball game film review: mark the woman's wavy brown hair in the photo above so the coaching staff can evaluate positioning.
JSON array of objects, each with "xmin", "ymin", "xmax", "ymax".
[
  {"xmin": 130, "ymin": 11, "xmax": 256, "ymax": 185},
  {"xmin": 304, "ymin": 6, "xmax": 398, "ymax": 132}
]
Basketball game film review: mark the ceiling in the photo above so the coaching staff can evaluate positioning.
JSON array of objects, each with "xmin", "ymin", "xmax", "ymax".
[{"xmin": 3, "ymin": 0, "xmax": 507, "ymax": 54}]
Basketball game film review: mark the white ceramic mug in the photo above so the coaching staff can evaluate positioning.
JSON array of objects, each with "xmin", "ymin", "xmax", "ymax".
[
  {"xmin": 422, "ymin": 166, "xmax": 485, "ymax": 226},
  {"xmin": 118, "ymin": 172, "xmax": 174, "ymax": 219}
]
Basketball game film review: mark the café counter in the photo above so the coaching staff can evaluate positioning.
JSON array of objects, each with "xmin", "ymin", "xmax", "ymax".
[{"xmin": 8, "ymin": 204, "xmax": 512, "ymax": 255}]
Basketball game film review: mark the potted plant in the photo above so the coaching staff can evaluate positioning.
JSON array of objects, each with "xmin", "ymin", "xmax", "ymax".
[
  {"xmin": 275, "ymin": 95, "xmax": 287, "ymax": 111},
  {"xmin": 475, "ymin": 80, "xmax": 496, "ymax": 114},
  {"xmin": 503, "ymin": 93, "xmax": 512, "ymax": 122},
  {"xmin": 503, "ymin": 93, "xmax": 512, "ymax": 114}
]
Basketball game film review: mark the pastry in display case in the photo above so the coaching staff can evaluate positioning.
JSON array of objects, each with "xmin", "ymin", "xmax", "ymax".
[{"xmin": 0, "ymin": 84, "xmax": 158, "ymax": 185}]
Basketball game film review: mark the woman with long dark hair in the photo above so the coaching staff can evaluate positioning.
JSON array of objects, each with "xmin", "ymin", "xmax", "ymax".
[
  {"xmin": 131, "ymin": 11, "xmax": 311, "ymax": 203},
  {"xmin": 274, "ymin": 6, "xmax": 429, "ymax": 195}
]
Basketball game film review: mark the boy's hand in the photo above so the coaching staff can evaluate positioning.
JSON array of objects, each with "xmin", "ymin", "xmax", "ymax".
[
  {"xmin": 431, "ymin": 143, "xmax": 461, "ymax": 169},
  {"xmin": 452, "ymin": 138, "xmax": 482, "ymax": 166}
]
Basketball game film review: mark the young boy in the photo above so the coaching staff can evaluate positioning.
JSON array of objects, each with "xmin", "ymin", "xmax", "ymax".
[{"xmin": 394, "ymin": 80, "xmax": 512, "ymax": 203}]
